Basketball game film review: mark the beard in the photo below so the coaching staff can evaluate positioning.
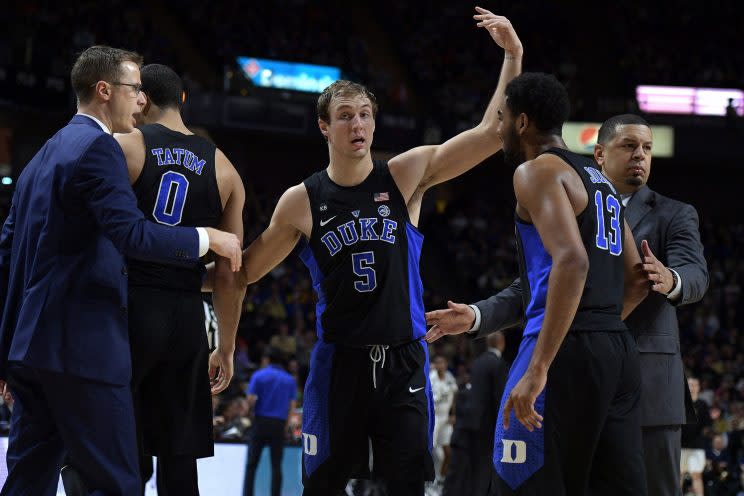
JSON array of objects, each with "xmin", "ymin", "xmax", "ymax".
[
  {"xmin": 504, "ymin": 148, "xmax": 524, "ymax": 168},
  {"xmin": 502, "ymin": 127, "xmax": 524, "ymax": 168},
  {"xmin": 625, "ymin": 176, "xmax": 644, "ymax": 187}
]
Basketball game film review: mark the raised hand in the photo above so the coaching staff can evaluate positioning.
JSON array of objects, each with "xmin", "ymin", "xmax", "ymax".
[
  {"xmin": 425, "ymin": 300, "xmax": 476, "ymax": 342},
  {"xmin": 474, "ymin": 7, "xmax": 523, "ymax": 57}
]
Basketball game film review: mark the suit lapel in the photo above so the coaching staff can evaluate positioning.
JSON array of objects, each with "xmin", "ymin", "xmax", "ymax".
[{"xmin": 625, "ymin": 185, "xmax": 655, "ymax": 230}]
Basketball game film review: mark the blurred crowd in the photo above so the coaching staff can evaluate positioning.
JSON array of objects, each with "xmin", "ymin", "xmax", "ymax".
[{"xmin": 4, "ymin": 1, "xmax": 742, "ymax": 122}]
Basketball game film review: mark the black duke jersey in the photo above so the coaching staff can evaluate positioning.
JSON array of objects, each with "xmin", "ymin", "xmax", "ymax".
[
  {"xmin": 515, "ymin": 147, "xmax": 628, "ymax": 339},
  {"xmin": 128, "ymin": 124, "xmax": 222, "ymax": 291},
  {"xmin": 300, "ymin": 161, "xmax": 427, "ymax": 346},
  {"xmin": 495, "ymin": 148, "xmax": 644, "ymax": 494}
]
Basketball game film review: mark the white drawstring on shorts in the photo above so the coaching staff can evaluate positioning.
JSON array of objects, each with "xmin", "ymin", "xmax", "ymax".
[{"xmin": 368, "ymin": 345, "xmax": 389, "ymax": 389}]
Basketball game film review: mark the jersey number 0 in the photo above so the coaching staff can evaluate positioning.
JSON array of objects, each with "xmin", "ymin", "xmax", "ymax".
[{"xmin": 153, "ymin": 171, "xmax": 190, "ymax": 226}]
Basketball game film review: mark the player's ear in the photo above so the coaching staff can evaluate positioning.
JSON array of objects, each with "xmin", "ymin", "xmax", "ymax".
[
  {"xmin": 517, "ymin": 113, "xmax": 528, "ymax": 134},
  {"xmin": 318, "ymin": 118, "xmax": 329, "ymax": 140},
  {"xmin": 594, "ymin": 143, "xmax": 605, "ymax": 166}
]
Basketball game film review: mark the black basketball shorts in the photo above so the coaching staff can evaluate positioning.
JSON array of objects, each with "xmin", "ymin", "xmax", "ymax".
[
  {"xmin": 493, "ymin": 330, "xmax": 646, "ymax": 496},
  {"xmin": 128, "ymin": 286, "xmax": 213, "ymax": 459},
  {"xmin": 301, "ymin": 337, "xmax": 435, "ymax": 494}
]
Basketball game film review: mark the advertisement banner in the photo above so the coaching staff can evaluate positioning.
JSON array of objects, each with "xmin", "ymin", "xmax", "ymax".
[{"xmin": 562, "ymin": 122, "xmax": 674, "ymax": 158}]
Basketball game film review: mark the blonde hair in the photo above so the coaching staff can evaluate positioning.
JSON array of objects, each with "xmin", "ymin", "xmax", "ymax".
[{"xmin": 316, "ymin": 80, "xmax": 378, "ymax": 123}]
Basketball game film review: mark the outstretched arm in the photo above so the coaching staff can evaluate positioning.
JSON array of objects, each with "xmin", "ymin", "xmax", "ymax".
[
  {"xmin": 389, "ymin": 8, "xmax": 523, "ymax": 204},
  {"xmin": 473, "ymin": 278, "xmax": 524, "ymax": 338},
  {"xmin": 210, "ymin": 150, "xmax": 247, "ymax": 394},
  {"xmin": 75, "ymin": 134, "xmax": 242, "ymax": 269},
  {"xmin": 424, "ymin": 278, "xmax": 524, "ymax": 343},
  {"xmin": 240, "ymin": 184, "xmax": 310, "ymax": 286},
  {"xmin": 205, "ymin": 183, "xmax": 310, "ymax": 292}
]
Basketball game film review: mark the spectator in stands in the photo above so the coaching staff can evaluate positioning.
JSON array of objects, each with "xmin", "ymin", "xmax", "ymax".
[
  {"xmin": 429, "ymin": 354, "xmax": 458, "ymax": 489},
  {"xmin": 269, "ymin": 321, "xmax": 296, "ymax": 358},
  {"xmin": 214, "ymin": 397, "xmax": 250, "ymax": 442},
  {"xmin": 681, "ymin": 377, "xmax": 711, "ymax": 496},
  {"xmin": 0, "ymin": 387, "xmax": 13, "ymax": 430}
]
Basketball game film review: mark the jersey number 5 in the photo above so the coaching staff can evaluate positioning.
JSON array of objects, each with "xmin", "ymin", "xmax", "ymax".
[
  {"xmin": 153, "ymin": 171, "xmax": 189, "ymax": 225},
  {"xmin": 352, "ymin": 251, "xmax": 377, "ymax": 292},
  {"xmin": 594, "ymin": 190, "xmax": 622, "ymax": 256}
]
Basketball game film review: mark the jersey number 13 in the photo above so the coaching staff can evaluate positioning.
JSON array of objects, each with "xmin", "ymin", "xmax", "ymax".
[{"xmin": 594, "ymin": 190, "xmax": 622, "ymax": 256}]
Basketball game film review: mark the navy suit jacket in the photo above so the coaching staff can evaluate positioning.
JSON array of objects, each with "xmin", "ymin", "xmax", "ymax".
[{"xmin": 0, "ymin": 115, "xmax": 200, "ymax": 386}]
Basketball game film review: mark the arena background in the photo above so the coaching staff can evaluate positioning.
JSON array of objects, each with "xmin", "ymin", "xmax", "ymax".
[{"xmin": 0, "ymin": 1, "xmax": 742, "ymax": 495}]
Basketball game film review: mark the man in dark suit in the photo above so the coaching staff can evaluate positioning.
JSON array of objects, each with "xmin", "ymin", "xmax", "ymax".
[
  {"xmin": 0, "ymin": 46, "xmax": 242, "ymax": 495},
  {"xmin": 425, "ymin": 114, "xmax": 708, "ymax": 496},
  {"xmin": 443, "ymin": 332, "xmax": 508, "ymax": 496}
]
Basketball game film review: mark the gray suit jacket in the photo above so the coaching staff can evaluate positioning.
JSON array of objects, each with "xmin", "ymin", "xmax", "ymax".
[{"xmin": 472, "ymin": 185, "xmax": 708, "ymax": 427}]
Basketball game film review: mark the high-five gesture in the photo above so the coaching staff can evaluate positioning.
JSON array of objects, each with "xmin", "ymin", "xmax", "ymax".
[{"xmin": 474, "ymin": 7, "xmax": 523, "ymax": 57}]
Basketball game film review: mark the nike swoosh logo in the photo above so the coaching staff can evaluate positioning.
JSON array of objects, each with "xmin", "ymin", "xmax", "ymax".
[
  {"xmin": 319, "ymin": 216, "xmax": 337, "ymax": 226},
  {"xmin": 409, "ymin": 386, "xmax": 425, "ymax": 393}
]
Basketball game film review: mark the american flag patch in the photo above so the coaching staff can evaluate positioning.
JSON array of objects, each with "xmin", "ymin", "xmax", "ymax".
[{"xmin": 374, "ymin": 192, "xmax": 389, "ymax": 202}]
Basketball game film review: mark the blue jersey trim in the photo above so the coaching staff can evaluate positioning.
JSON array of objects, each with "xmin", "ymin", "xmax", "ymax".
[
  {"xmin": 420, "ymin": 339, "xmax": 435, "ymax": 454},
  {"xmin": 299, "ymin": 242, "xmax": 327, "ymax": 340},
  {"xmin": 494, "ymin": 335, "xmax": 545, "ymax": 489},
  {"xmin": 406, "ymin": 223, "xmax": 426, "ymax": 340},
  {"xmin": 301, "ymin": 341, "xmax": 335, "ymax": 476},
  {"xmin": 516, "ymin": 222, "xmax": 552, "ymax": 338}
]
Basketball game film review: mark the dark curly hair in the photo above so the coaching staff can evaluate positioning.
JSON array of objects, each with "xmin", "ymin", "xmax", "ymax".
[{"xmin": 504, "ymin": 73, "xmax": 570, "ymax": 135}]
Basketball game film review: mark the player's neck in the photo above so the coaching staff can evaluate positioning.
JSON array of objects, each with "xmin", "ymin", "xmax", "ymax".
[
  {"xmin": 152, "ymin": 108, "xmax": 192, "ymax": 135},
  {"xmin": 526, "ymin": 135, "xmax": 567, "ymax": 161},
  {"xmin": 326, "ymin": 154, "xmax": 374, "ymax": 187}
]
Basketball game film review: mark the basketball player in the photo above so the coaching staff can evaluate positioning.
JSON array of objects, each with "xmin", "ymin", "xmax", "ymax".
[
  {"xmin": 230, "ymin": 8, "xmax": 522, "ymax": 495},
  {"xmin": 115, "ymin": 64, "xmax": 245, "ymax": 495},
  {"xmin": 486, "ymin": 72, "xmax": 649, "ymax": 495}
]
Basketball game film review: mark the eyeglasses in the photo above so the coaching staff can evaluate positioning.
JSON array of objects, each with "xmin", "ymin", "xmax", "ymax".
[
  {"xmin": 111, "ymin": 82, "xmax": 143, "ymax": 96},
  {"xmin": 90, "ymin": 81, "xmax": 143, "ymax": 96}
]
